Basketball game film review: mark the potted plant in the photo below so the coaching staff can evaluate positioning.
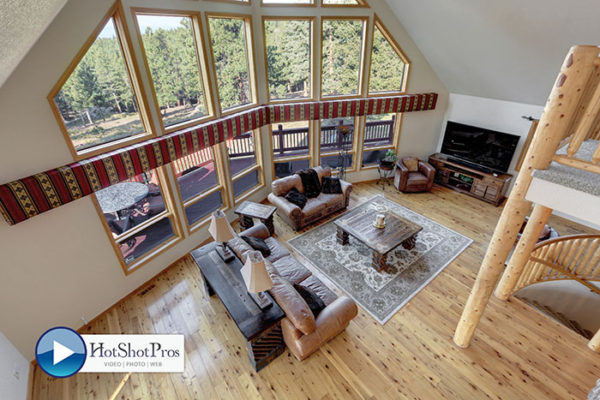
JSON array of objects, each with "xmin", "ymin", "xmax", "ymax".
[{"xmin": 379, "ymin": 149, "xmax": 397, "ymax": 169}]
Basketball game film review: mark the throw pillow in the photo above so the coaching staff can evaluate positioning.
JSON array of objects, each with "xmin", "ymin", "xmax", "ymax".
[
  {"xmin": 285, "ymin": 187, "xmax": 307, "ymax": 209},
  {"xmin": 296, "ymin": 169, "xmax": 321, "ymax": 198},
  {"xmin": 403, "ymin": 157, "xmax": 419, "ymax": 172},
  {"xmin": 321, "ymin": 176, "xmax": 343, "ymax": 194},
  {"xmin": 293, "ymin": 284, "xmax": 326, "ymax": 317},
  {"xmin": 241, "ymin": 235, "xmax": 271, "ymax": 257}
]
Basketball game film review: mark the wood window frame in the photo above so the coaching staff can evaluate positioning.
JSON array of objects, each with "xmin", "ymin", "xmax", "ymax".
[
  {"xmin": 205, "ymin": 12, "xmax": 259, "ymax": 117},
  {"xmin": 268, "ymin": 122, "xmax": 315, "ymax": 179},
  {"xmin": 92, "ymin": 166, "xmax": 184, "ymax": 275},
  {"xmin": 205, "ymin": 0, "xmax": 251, "ymax": 5},
  {"xmin": 224, "ymin": 130, "xmax": 266, "ymax": 205},
  {"xmin": 170, "ymin": 145, "xmax": 230, "ymax": 234},
  {"xmin": 261, "ymin": 16, "xmax": 317, "ymax": 104},
  {"xmin": 365, "ymin": 14, "xmax": 411, "ymax": 97},
  {"xmin": 130, "ymin": 8, "xmax": 217, "ymax": 134},
  {"xmin": 357, "ymin": 112, "xmax": 404, "ymax": 171},
  {"xmin": 48, "ymin": 1, "xmax": 156, "ymax": 161},
  {"xmin": 321, "ymin": 0, "xmax": 369, "ymax": 8},
  {"xmin": 317, "ymin": 116, "xmax": 360, "ymax": 173},
  {"xmin": 260, "ymin": 0, "xmax": 316, "ymax": 7},
  {"xmin": 319, "ymin": 16, "xmax": 369, "ymax": 100}
]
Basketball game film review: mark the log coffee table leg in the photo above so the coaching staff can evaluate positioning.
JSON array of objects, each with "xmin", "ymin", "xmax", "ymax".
[
  {"xmin": 336, "ymin": 226, "xmax": 349, "ymax": 245},
  {"xmin": 239, "ymin": 215, "xmax": 254, "ymax": 231},
  {"xmin": 263, "ymin": 216, "xmax": 275, "ymax": 235},
  {"xmin": 401, "ymin": 234, "xmax": 418, "ymax": 250},
  {"xmin": 372, "ymin": 251, "xmax": 388, "ymax": 272}
]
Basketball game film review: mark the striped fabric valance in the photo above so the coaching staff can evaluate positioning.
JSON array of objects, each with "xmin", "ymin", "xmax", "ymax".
[{"xmin": 0, "ymin": 93, "xmax": 437, "ymax": 225}]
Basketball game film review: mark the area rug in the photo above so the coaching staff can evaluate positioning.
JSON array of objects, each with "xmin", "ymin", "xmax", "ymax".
[{"xmin": 288, "ymin": 195, "xmax": 473, "ymax": 324}]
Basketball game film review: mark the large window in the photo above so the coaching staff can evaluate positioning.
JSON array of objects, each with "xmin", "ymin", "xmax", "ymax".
[
  {"xmin": 262, "ymin": 0, "xmax": 313, "ymax": 4},
  {"xmin": 319, "ymin": 117, "xmax": 355, "ymax": 170},
  {"xmin": 322, "ymin": 0, "xmax": 366, "ymax": 5},
  {"xmin": 361, "ymin": 113, "xmax": 398, "ymax": 167},
  {"xmin": 50, "ymin": 11, "xmax": 150, "ymax": 158},
  {"xmin": 321, "ymin": 18, "xmax": 366, "ymax": 97},
  {"xmin": 227, "ymin": 131, "xmax": 263, "ymax": 200},
  {"xmin": 207, "ymin": 15, "xmax": 255, "ymax": 112},
  {"xmin": 271, "ymin": 121, "xmax": 311, "ymax": 178},
  {"xmin": 368, "ymin": 18, "xmax": 409, "ymax": 94},
  {"xmin": 263, "ymin": 18, "xmax": 313, "ymax": 101},
  {"xmin": 173, "ymin": 147, "xmax": 226, "ymax": 229},
  {"xmin": 95, "ymin": 168, "xmax": 180, "ymax": 272},
  {"xmin": 135, "ymin": 13, "xmax": 211, "ymax": 130}
]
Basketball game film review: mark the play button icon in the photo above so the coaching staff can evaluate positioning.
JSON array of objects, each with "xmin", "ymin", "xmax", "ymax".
[{"xmin": 36, "ymin": 327, "xmax": 86, "ymax": 378}]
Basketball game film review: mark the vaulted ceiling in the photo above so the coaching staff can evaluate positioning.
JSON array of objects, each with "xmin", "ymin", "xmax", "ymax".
[
  {"xmin": 0, "ymin": 0, "xmax": 67, "ymax": 88},
  {"xmin": 385, "ymin": 0, "xmax": 600, "ymax": 105}
]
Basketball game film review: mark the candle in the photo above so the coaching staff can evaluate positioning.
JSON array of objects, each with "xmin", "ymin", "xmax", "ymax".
[{"xmin": 375, "ymin": 214, "xmax": 385, "ymax": 226}]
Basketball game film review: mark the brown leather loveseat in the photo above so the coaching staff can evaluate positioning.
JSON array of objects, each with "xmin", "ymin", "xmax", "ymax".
[
  {"xmin": 267, "ymin": 166, "xmax": 352, "ymax": 231},
  {"xmin": 228, "ymin": 223, "xmax": 358, "ymax": 360}
]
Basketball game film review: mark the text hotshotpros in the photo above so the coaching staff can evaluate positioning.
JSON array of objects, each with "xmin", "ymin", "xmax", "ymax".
[{"xmin": 88, "ymin": 341, "xmax": 180, "ymax": 358}]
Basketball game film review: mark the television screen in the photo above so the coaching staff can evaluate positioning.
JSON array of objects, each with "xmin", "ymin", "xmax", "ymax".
[{"xmin": 440, "ymin": 121, "xmax": 520, "ymax": 173}]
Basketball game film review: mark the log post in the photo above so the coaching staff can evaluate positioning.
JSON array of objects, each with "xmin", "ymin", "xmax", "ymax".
[
  {"xmin": 453, "ymin": 45, "xmax": 600, "ymax": 348},
  {"xmin": 589, "ymin": 328, "xmax": 600, "ymax": 352},
  {"xmin": 495, "ymin": 204, "xmax": 553, "ymax": 300}
]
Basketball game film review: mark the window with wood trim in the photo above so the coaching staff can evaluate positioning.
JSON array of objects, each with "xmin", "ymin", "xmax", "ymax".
[
  {"xmin": 263, "ymin": 18, "xmax": 313, "ymax": 101},
  {"xmin": 270, "ymin": 121, "xmax": 312, "ymax": 178},
  {"xmin": 226, "ymin": 130, "xmax": 264, "ymax": 200},
  {"xmin": 262, "ymin": 0, "xmax": 313, "ymax": 5},
  {"xmin": 95, "ymin": 168, "xmax": 181, "ymax": 272},
  {"xmin": 135, "ymin": 13, "xmax": 212, "ymax": 130},
  {"xmin": 172, "ymin": 147, "xmax": 226, "ymax": 229},
  {"xmin": 322, "ymin": 0, "xmax": 367, "ymax": 6},
  {"xmin": 321, "ymin": 18, "xmax": 366, "ymax": 97},
  {"xmin": 361, "ymin": 112, "xmax": 399, "ymax": 167},
  {"xmin": 368, "ymin": 18, "xmax": 409, "ymax": 95},
  {"xmin": 50, "ymin": 8, "xmax": 151, "ymax": 158},
  {"xmin": 207, "ymin": 15, "xmax": 256, "ymax": 112},
  {"xmin": 319, "ymin": 117, "xmax": 356, "ymax": 170}
]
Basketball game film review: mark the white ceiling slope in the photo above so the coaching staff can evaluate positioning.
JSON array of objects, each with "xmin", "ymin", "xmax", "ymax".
[
  {"xmin": 0, "ymin": 0, "xmax": 67, "ymax": 88},
  {"xmin": 384, "ymin": 0, "xmax": 600, "ymax": 105}
]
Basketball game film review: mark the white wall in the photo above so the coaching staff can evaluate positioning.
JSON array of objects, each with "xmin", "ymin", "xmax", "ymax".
[
  {"xmin": 0, "ymin": 0, "xmax": 448, "ymax": 360},
  {"xmin": 0, "ymin": 332, "xmax": 29, "ymax": 400}
]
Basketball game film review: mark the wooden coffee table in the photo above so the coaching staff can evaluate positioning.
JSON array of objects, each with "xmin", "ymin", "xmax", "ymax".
[
  {"xmin": 334, "ymin": 209, "xmax": 422, "ymax": 272},
  {"xmin": 235, "ymin": 201, "xmax": 277, "ymax": 235}
]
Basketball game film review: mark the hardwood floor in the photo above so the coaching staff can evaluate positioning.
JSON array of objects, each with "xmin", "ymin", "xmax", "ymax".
[{"xmin": 31, "ymin": 183, "xmax": 600, "ymax": 399}]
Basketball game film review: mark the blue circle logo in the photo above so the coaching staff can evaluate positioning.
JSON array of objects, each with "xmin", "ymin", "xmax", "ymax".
[{"xmin": 35, "ymin": 327, "xmax": 86, "ymax": 378}]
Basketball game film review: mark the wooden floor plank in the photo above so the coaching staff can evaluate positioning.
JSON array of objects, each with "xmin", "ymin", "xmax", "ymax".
[{"xmin": 31, "ymin": 183, "xmax": 600, "ymax": 399}]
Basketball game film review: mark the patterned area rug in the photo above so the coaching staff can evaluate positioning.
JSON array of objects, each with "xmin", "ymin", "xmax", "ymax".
[{"xmin": 288, "ymin": 195, "xmax": 473, "ymax": 324}]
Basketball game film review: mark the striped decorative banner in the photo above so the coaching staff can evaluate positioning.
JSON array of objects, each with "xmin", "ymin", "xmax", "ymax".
[{"xmin": 0, "ymin": 93, "xmax": 437, "ymax": 225}]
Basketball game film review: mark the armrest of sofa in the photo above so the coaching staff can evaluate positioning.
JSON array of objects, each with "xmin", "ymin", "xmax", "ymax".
[
  {"xmin": 281, "ymin": 296, "xmax": 358, "ymax": 360},
  {"xmin": 267, "ymin": 193, "xmax": 302, "ymax": 219},
  {"xmin": 418, "ymin": 160, "xmax": 436, "ymax": 191},
  {"xmin": 240, "ymin": 222, "xmax": 271, "ymax": 239},
  {"xmin": 339, "ymin": 179, "xmax": 353, "ymax": 206},
  {"xmin": 394, "ymin": 161, "xmax": 409, "ymax": 190}
]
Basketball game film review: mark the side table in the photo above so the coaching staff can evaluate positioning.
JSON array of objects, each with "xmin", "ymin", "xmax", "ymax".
[
  {"xmin": 234, "ymin": 201, "xmax": 277, "ymax": 235},
  {"xmin": 377, "ymin": 164, "xmax": 395, "ymax": 191}
]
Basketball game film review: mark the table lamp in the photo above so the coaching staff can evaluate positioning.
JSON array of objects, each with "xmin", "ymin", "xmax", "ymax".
[
  {"xmin": 208, "ymin": 210, "xmax": 236, "ymax": 262},
  {"xmin": 241, "ymin": 251, "xmax": 273, "ymax": 309}
]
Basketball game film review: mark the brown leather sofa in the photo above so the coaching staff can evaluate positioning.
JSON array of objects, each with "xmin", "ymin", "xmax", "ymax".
[
  {"xmin": 394, "ymin": 157, "xmax": 436, "ymax": 193},
  {"xmin": 228, "ymin": 223, "xmax": 358, "ymax": 360},
  {"xmin": 267, "ymin": 166, "xmax": 352, "ymax": 231}
]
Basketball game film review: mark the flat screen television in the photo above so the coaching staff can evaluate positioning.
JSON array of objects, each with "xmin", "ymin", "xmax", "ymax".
[{"xmin": 440, "ymin": 121, "xmax": 520, "ymax": 173}]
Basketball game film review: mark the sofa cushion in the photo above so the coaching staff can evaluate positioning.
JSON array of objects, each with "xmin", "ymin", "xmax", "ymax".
[
  {"xmin": 240, "ymin": 235, "xmax": 271, "ymax": 257},
  {"xmin": 227, "ymin": 236, "xmax": 254, "ymax": 263},
  {"xmin": 298, "ymin": 275, "xmax": 337, "ymax": 306},
  {"xmin": 403, "ymin": 157, "xmax": 419, "ymax": 172},
  {"xmin": 272, "ymin": 255, "xmax": 312, "ymax": 284},
  {"xmin": 285, "ymin": 188, "xmax": 307, "ymax": 209},
  {"xmin": 294, "ymin": 284, "xmax": 326, "ymax": 317},
  {"xmin": 301, "ymin": 197, "xmax": 329, "ymax": 219},
  {"xmin": 407, "ymin": 172, "xmax": 429, "ymax": 186},
  {"xmin": 264, "ymin": 237, "xmax": 291, "ymax": 262},
  {"xmin": 269, "ymin": 274, "xmax": 316, "ymax": 335},
  {"xmin": 272, "ymin": 174, "xmax": 303, "ymax": 196}
]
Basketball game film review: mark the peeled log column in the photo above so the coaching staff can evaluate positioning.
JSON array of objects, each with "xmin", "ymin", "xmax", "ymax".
[
  {"xmin": 495, "ymin": 204, "xmax": 553, "ymax": 300},
  {"xmin": 454, "ymin": 45, "xmax": 600, "ymax": 348},
  {"xmin": 589, "ymin": 328, "xmax": 600, "ymax": 352}
]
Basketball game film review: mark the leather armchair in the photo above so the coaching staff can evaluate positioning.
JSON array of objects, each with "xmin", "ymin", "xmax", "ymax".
[{"xmin": 394, "ymin": 157, "xmax": 435, "ymax": 193}]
